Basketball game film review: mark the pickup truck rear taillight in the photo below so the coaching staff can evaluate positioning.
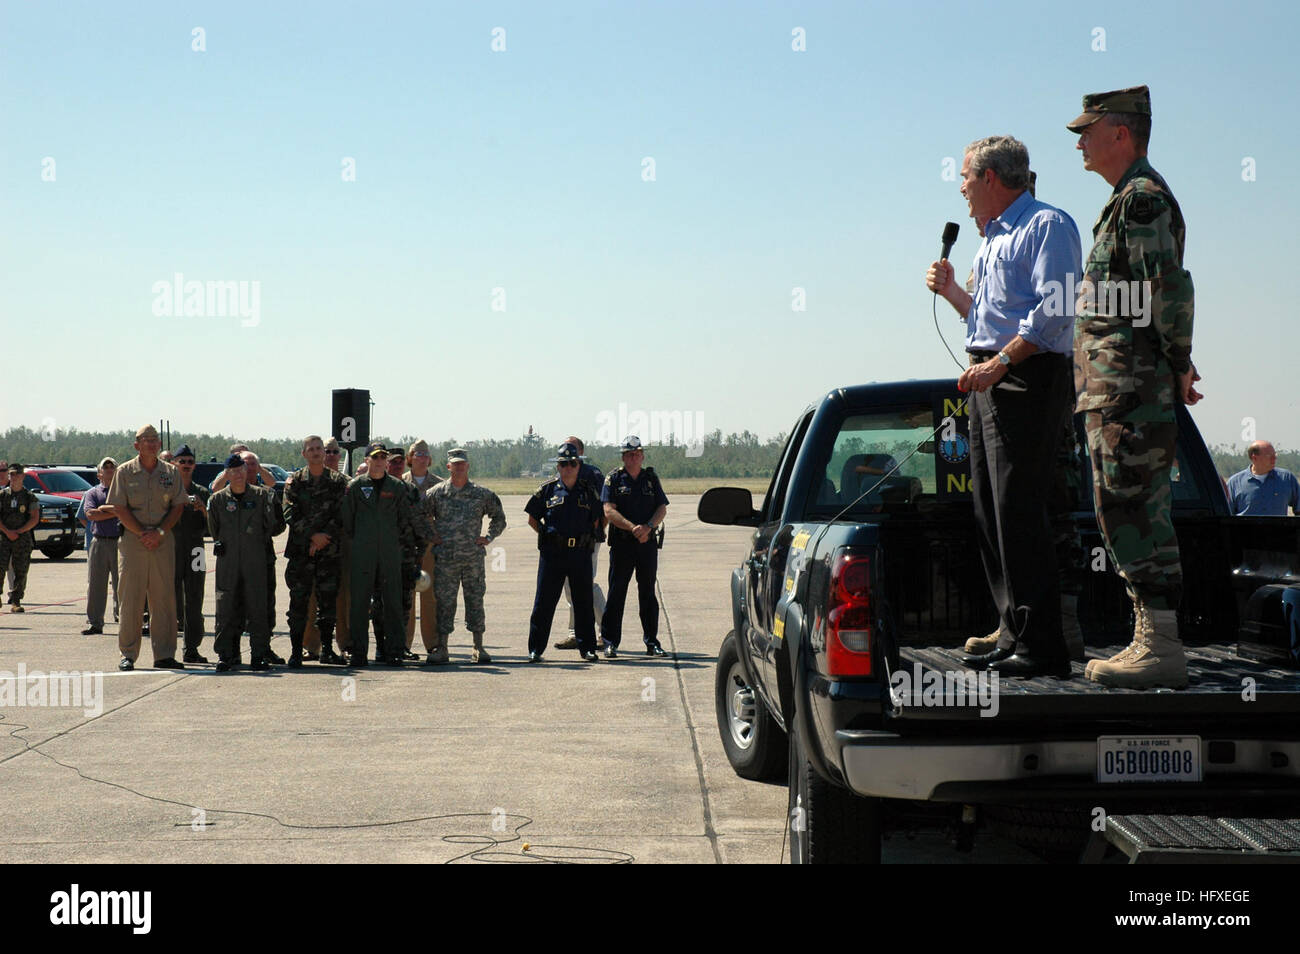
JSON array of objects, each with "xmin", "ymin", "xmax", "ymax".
[{"xmin": 828, "ymin": 552, "xmax": 871, "ymax": 676}]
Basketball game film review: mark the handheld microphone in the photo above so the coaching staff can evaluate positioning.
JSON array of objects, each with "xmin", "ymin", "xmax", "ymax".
[{"xmin": 939, "ymin": 221, "xmax": 960, "ymax": 262}]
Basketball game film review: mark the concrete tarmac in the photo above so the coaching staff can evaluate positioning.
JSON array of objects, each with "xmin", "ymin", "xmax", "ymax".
[{"xmin": 0, "ymin": 494, "xmax": 1035, "ymax": 864}]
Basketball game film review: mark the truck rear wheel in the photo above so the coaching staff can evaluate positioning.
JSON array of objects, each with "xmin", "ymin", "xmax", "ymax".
[
  {"xmin": 715, "ymin": 631, "xmax": 787, "ymax": 781},
  {"xmin": 787, "ymin": 726, "xmax": 882, "ymax": 863}
]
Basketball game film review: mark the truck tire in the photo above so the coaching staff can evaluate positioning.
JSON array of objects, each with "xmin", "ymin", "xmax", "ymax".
[
  {"xmin": 787, "ymin": 726, "xmax": 882, "ymax": 864},
  {"xmin": 715, "ymin": 631, "xmax": 787, "ymax": 781},
  {"xmin": 40, "ymin": 544, "xmax": 73, "ymax": 560}
]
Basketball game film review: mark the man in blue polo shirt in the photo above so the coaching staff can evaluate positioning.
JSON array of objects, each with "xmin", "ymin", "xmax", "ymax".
[
  {"xmin": 926, "ymin": 135, "xmax": 1083, "ymax": 677},
  {"xmin": 1228, "ymin": 442, "xmax": 1300, "ymax": 516}
]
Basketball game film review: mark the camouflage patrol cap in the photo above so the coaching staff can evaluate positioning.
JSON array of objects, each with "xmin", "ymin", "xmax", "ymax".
[
  {"xmin": 408, "ymin": 439, "xmax": 430, "ymax": 459},
  {"xmin": 447, "ymin": 447, "xmax": 468, "ymax": 463},
  {"xmin": 135, "ymin": 424, "xmax": 160, "ymax": 440},
  {"xmin": 1067, "ymin": 85, "xmax": 1151, "ymax": 132}
]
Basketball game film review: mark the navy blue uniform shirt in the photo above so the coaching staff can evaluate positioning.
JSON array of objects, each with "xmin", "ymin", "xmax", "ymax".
[{"xmin": 602, "ymin": 466, "xmax": 668, "ymax": 527}]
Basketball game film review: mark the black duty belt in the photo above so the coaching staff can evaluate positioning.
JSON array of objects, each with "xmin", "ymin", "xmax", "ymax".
[{"xmin": 544, "ymin": 534, "xmax": 593, "ymax": 550}]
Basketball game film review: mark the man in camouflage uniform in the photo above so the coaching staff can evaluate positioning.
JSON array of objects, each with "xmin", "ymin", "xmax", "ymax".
[
  {"xmin": 403, "ymin": 439, "xmax": 442, "ymax": 656},
  {"xmin": 0, "ymin": 464, "xmax": 40, "ymax": 613},
  {"xmin": 283, "ymin": 435, "xmax": 348, "ymax": 667},
  {"xmin": 304, "ymin": 436, "xmax": 349, "ymax": 657},
  {"xmin": 422, "ymin": 448, "xmax": 506, "ymax": 664},
  {"xmin": 1068, "ymin": 86, "xmax": 1202, "ymax": 689}
]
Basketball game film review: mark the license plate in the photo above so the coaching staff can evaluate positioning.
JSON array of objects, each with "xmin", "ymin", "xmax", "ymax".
[{"xmin": 1096, "ymin": 736, "xmax": 1202, "ymax": 783}]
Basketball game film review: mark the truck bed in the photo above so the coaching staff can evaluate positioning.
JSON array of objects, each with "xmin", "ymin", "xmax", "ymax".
[{"xmin": 891, "ymin": 643, "xmax": 1300, "ymax": 721}]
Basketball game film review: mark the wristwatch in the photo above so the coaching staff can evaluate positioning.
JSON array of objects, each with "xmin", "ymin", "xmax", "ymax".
[{"xmin": 997, "ymin": 351, "xmax": 1012, "ymax": 366}]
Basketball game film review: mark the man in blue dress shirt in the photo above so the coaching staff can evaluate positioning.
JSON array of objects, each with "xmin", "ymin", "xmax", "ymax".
[
  {"xmin": 1227, "ymin": 442, "xmax": 1300, "ymax": 516},
  {"xmin": 926, "ymin": 135, "xmax": 1083, "ymax": 677}
]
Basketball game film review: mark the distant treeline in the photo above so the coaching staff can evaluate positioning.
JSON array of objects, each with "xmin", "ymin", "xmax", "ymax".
[
  {"xmin": 0, "ymin": 426, "xmax": 787, "ymax": 479},
  {"xmin": 4, "ymin": 425, "xmax": 1284, "ymax": 485}
]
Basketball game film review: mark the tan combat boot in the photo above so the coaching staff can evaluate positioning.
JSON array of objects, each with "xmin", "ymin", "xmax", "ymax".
[
  {"xmin": 963, "ymin": 627, "xmax": 1002, "ymax": 655},
  {"xmin": 470, "ymin": 632, "xmax": 491, "ymax": 664},
  {"xmin": 429, "ymin": 633, "xmax": 450, "ymax": 665},
  {"xmin": 1085, "ymin": 606, "xmax": 1187, "ymax": 689}
]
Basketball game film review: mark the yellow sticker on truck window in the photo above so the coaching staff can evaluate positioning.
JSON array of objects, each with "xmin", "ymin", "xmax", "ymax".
[{"xmin": 791, "ymin": 530, "xmax": 811, "ymax": 551}]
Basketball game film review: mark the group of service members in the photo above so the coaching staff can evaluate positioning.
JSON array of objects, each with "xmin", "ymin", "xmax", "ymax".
[{"xmin": 69, "ymin": 425, "xmax": 667, "ymax": 673}]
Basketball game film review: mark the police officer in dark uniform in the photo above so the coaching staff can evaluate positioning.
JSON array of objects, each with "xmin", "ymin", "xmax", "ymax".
[
  {"xmin": 525, "ymin": 443, "xmax": 603, "ymax": 663},
  {"xmin": 0, "ymin": 464, "xmax": 41, "ymax": 613},
  {"xmin": 171, "ymin": 445, "xmax": 211, "ymax": 663},
  {"xmin": 601, "ymin": 436, "xmax": 670, "ymax": 658}
]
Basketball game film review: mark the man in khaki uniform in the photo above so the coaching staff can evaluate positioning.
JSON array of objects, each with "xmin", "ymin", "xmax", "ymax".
[
  {"xmin": 403, "ymin": 439, "xmax": 442, "ymax": 656},
  {"xmin": 108, "ymin": 424, "xmax": 187, "ymax": 671}
]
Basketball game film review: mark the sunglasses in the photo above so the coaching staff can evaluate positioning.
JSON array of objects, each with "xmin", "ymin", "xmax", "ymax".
[
  {"xmin": 324, "ymin": 449, "xmax": 341, "ymax": 455},
  {"xmin": 175, "ymin": 459, "xmax": 194, "ymax": 465},
  {"xmin": 558, "ymin": 461, "xmax": 579, "ymax": 468}
]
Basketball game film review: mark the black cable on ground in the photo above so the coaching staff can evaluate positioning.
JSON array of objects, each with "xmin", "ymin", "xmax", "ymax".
[{"xmin": 0, "ymin": 712, "xmax": 632, "ymax": 864}]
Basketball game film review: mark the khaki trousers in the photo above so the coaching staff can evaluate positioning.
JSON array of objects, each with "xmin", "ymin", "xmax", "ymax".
[
  {"xmin": 117, "ymin": 533, "xmax": 178, "ymax": 663},
  {"xmin": 405, "ymin": 545, "xmax": 436, "ymax": 651}
]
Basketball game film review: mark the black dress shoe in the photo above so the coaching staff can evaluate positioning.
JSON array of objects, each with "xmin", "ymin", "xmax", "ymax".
[
  {"xmin": 264, "ymin": 650, "xmax": 286, "ymax": 665},
  {"xmin": 401, "ymin": 650, "xmax": 419, "ymax": 661},
  {"xmin": 960, "ymin": 645, "xmax": 1014, "ymax": 669},
  {"xmin": 319, "ymin": 648, "xmax": 346, "ymax": 665},
  {"xmin": 582, "ymin": 650, "xmax": 598, "ymax": 662},
  {"xmin": 987, "ymin": 653, "xmax": 1072, "ymax": 678},
  {"xmin": 287, "ymin": 652, "xmax": 304, "ymax": 668},
  {"xmin": 183, "ymin": 650, "xmax": 209, "ymax": 664},
  {"xmin": 118, "ymin": 657, "xmax": 134, "ymax": 672},
  {"xmin": 248, "ymin": 657, "xmax": 273, "ymax": 671},
  {"xmin": 350, "ymin": 656, "xmax": 369, "ymax": 668},
  {"xmin": 154, "ymin": 658, "xmax": 185, "ymax": 669},
  {"xmin": 527, "ymin": 652, "xmax": 543, "ymax": 664},
  {"xmin": 81, "ymin": 625, "xmax": 103, "ymax": 636},
  {"xmin": 646, "ymin": 642, "xmax": 668, "ymax": 657},
  {"xmin": 384, "ymin": 655, "xmax": 404, "ymax": 667}
]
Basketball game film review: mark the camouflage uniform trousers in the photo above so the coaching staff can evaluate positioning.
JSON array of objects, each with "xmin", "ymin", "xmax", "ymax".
[
  {"xmin": 1084, "ymin": 407, "xmax": 1181, "ymax": 612},
  {"xmin": 435, "ymin": 551, "xmax": 488, "ymax": 637},
  {"xmin": 285, "ymin": 550, "xmax": 340, "ymax": 644},
  {"xmin": 0, "ymin": 533, "xmax": 34, "ymax": 604}
]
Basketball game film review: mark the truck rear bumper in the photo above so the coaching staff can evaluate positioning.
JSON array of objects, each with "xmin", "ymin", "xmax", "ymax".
[{"xmin": 837, "ymin": 731, "xmax": 1300, "ymax": 800}]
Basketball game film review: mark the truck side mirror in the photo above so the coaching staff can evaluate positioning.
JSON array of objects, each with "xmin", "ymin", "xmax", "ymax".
[{"xmin": 698, "ymin": 487, "xmax": 760, "ymax": 527}]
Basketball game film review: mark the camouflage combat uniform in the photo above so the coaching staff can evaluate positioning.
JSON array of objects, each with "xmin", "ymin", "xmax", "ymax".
[
  {"xmin": 0, "ymin": 486, "xmax": 39, "ymax": 605},
  {"xmin": 1075, "ymin": 156, "xmax": 1193, "ymax": 612},
  {"xmin": 422, "ymin": 481, "xmax": 506, "ymax": 650},
  {"xmin": 283, "ymin": 465, "xmax": 348, "ymax": 660}
]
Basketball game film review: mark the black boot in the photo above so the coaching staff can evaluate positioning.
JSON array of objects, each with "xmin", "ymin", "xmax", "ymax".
[
  {"xmin": 288, "ymin": 632, "xmax": 304, "ymax": 668},
  {"xmin": 318, "ymin": 624, "xmax": 346, "ymax": 665}
]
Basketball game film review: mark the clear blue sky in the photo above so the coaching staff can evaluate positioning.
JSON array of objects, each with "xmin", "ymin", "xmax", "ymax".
[{"xmin": 3, "ymin": 0, "xmax": 1295, "ymax": 454}]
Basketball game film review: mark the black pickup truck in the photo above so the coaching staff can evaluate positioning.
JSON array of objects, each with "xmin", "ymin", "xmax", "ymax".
[{"xmin": 700, "ymin": 379, "xmax": 1300, "ymax": 863}]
